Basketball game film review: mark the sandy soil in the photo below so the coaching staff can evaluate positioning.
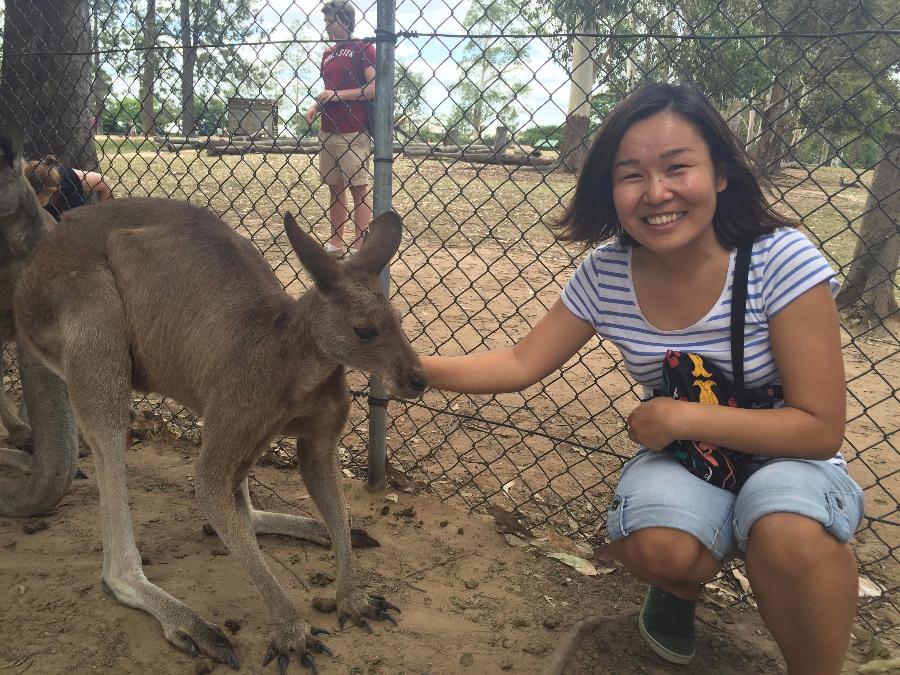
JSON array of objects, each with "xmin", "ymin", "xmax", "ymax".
[{"xmin": 0, "ymin": 438, "xmax": 790, "ymax": 675}]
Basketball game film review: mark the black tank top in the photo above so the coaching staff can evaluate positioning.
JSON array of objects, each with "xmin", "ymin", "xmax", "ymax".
[{"xmin": 45, "ymin": 166, "xmax": 87, "ymax": 221}]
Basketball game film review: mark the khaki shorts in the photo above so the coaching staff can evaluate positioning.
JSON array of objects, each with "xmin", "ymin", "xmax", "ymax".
[{"xmin": 319, "ymin": 131, "xmax": 372, "ymax": 187}]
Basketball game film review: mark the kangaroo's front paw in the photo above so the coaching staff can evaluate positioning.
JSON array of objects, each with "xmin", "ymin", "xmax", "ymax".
[
  {"xmin": 262, "ymin": 621, "xmax": 333, "ymax": 674},
  {"xmin": 337, "ymin": 589, "xmax": 400, "ymax": 632},
  {"xmin": 162, "ymin": 616, "xmax": 239, "ymax": 670}
]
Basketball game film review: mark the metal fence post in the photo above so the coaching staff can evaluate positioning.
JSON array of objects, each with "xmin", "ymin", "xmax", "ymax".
[{"xmin": 366, "ymin": 0, "xmax": 397, "ymax": 491}]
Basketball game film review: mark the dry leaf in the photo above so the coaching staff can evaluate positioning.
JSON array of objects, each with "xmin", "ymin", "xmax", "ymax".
[
  {"xmin": 731, "ymin": 568, "xmax": 752, "ymax": 595},
  {"xmin": 502, "ymin": 479, "xmax": 516, "ymax": 496},
  {"xmin": 128, "ymin": 410, "xmax": 173, "ymax": 443},
  {"xmin": 504, "ymin": 533, "xmax": 531, "ymax": 548},
  {"xmin": 384, "ymin": 493, "xmax": 399, "ymax": 503},
  {"xmin": 858, "ymin": 575, "xmax": 883, "ymax": 599},
  {"xmin": 486, "ymin": 505, "xmax": 535, "ymax": 539},
  {"xmin": 546, "ymin": 552, "xmax": 599, "ymax": 576},
  {"xmin": 384, "ymin": 458, "xmax": 425, "ymax": 493},
  {"xmin": 858, "ymin": 658, "xmax": 900, "ymax": 674}
]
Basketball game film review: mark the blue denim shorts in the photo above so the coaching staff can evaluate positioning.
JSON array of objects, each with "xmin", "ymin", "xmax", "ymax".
[{"xmin": 607, "ymin": 451, "xmax": 865, "ymax": 561}]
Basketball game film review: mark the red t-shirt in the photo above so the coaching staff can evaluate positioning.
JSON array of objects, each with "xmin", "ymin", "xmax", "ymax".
[{"xmin": 320, "ymin": 40, "xmax": 375, "ymax": 133}]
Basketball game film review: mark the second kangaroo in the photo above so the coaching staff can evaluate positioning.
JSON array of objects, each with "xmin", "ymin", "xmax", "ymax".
[{"xmin": 13, "ymin": 198, "xmax": 426, "ymax": 672}]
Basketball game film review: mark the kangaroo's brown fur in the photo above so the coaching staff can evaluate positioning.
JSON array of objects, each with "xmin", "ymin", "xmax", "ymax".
[
  {"xmin": 0, "ymin": 126, "xmax": 78, "ymax": 511},
  {"xmin": 12, "ymin": 195, "xmax": 426, "ymax": 671}
]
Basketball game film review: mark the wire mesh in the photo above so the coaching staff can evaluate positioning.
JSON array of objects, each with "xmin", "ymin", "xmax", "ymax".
[{"xmin": 0, "ymin": 0, "xmax": 897, "ymax": 645}]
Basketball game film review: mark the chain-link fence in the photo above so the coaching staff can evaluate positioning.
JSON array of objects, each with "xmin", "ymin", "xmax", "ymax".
[{"xmin": 1, "ymin": 0, "xmax": 897, "ymax": 647}]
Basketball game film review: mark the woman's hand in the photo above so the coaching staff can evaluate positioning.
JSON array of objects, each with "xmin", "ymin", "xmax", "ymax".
[{"xmin": 626, "ymin": 397, "xmax": 686, "ymax": 450}]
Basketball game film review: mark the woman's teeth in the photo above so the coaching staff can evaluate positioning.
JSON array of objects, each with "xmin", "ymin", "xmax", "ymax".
[{"xmin": 644, "ymin": 212, "xmax": 684, "ymax": 225}]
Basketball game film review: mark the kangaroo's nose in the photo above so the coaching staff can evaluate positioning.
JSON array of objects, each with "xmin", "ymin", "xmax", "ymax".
[{"xmin": 408, "ymin": 373, "xmax": 426, "ymax": 394}]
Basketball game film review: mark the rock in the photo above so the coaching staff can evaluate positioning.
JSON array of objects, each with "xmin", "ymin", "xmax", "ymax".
[
  {"xmin": 201, "ymin": 523, "xmax": 217, "ymax": 536},
  {"xmin": 543, "ymin": 617, "xmax": 560, "ymax": 630},
  {"xmin": 312, "ymin": 596, "xmax": 337, "ymax": 613},
  {"xmin": 440, "ymin": 520, "xmax": 448, "ymax": 528},
  {"xmin": 309, "ymin": 571, "xmax": 335, "ymax": 587},
  {"xmin": 23, "ymin": 520, "xmax": 48, "ymax": 535},
  {"xmin": 224, "ymin": 619, "xmax": 241, "ymax": 633},
  {"xmin": 380, "ymin": 505, "xmax": 390, "ymax": 515},
  {"xmin": 460, "ymin": 653, "xmax": 474, "ymax": 666}
]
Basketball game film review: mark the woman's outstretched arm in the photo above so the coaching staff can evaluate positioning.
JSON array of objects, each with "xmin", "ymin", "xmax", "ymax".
[{"xmin": 422, "ymin": 298, "xmax": 597, "ymax": 395}]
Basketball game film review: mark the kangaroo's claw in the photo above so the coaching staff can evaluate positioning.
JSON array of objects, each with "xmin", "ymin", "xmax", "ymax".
[{"xmin": 301, "ymin": 652, "xmax": 319, "ymax": 674}]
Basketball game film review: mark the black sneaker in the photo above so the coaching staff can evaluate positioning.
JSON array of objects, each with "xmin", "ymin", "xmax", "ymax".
[{"xmin": 639, "ymin": 586, "xmax": 696, "ymax": 665}]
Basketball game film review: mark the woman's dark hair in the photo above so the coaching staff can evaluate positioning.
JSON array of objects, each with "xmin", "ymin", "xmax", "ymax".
[{"xmin": 553, "ymin": 82, "xmax": 795, "ymax": 248}]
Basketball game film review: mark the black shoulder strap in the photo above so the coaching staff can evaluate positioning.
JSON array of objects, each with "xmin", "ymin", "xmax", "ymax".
[{"xmin": 730, "ymin": 242, "xmax": 752, "ymax": 406}]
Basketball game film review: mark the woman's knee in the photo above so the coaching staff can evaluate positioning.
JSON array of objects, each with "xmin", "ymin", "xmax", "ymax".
[
  {"xmin": 747, "ymin": 513, "xmax": 851, "ymax": 576},
  {"xmin": 616, "ymin": 527, "xmax": 710, "ymax": 582}
]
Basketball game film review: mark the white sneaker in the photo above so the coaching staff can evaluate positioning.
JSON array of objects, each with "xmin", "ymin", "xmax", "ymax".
[{"xmin": 324, "ymin": 242, "xmax": 342, "ymax": 257}]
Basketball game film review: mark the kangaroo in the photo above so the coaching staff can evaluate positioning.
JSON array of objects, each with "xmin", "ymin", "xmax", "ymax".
[
  {"xmin": 12, "ymin": 196, "xmax": 426, "ymax": 672},
  {"xmin": 0, "ymin": 125, "xmax": 78, "ymax": 514}
]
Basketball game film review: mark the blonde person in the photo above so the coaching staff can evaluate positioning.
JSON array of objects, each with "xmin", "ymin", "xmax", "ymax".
[
  {"xmin": 306, "ymin": 0, "xmax": 375, "ymax": 257},
  {"xmin": 25, "ymin": 155, "xmax": 112, "ymax": 221},
  {"xmin": 422, "ymin": 83, "xmax": 863, "ymax": 674}
]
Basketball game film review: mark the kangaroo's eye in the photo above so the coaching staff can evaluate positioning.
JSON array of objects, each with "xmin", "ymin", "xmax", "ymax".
[{"xmin": 354, "ymin": 326, "xmax": 377, "ymax": 340}]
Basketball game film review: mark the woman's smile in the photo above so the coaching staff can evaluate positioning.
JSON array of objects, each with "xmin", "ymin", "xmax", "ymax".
[{"xmin": 642, "ymin": 211, "xmax": 686, "ymax": 227}]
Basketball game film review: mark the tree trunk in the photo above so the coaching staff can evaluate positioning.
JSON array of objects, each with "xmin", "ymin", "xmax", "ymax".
[
  {"xmin": 140, "ymin": 0, "xmax": 158, "ymax": 135},
  {"xmin": 90, "ymin": 3, "xmax": 102, "ymax": 124},
  {"xmin": 745, "ymin": 104, "xmax": 757, "ymax": 147},
  {"xmin": 0, "ymin": 0, "xmax": 98, "ymax": 169},
  {"xmin": 180, "ymin": 0, "xmax": 197, "ymax": 136},
  {"xmin": 836, "ymin": 131, "xmax": 900, "ymax": 324},
  {"xmin": 559, "ymin": 18, "xmax": 597, "ymax": 174},
  {"xmin": 754, "ymin": 78, "xmax": 793, "ymax": 174}
]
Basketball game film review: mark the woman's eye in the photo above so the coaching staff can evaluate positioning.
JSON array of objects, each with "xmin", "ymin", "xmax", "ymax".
[
  {"xmin": 354, "ymin": 326, "xmax": 377, "ymax": 340},
  {"xmin": 668, "ymin": 164, "xmax": 689, "ymax": 172}
]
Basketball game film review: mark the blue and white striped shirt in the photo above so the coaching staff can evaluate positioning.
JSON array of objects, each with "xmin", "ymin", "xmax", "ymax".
[{"xmin": 562, "ymin": 227, "xmax": 844, "ymax": 464}]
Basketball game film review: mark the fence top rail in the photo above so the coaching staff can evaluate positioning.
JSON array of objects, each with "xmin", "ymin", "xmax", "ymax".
[{"xmin": 6, "ymin": 27, "xmax": 899, "ymax": 58}]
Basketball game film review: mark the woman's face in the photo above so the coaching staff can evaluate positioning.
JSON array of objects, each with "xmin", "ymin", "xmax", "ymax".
[{"xmin": 611, "ymin": 110, "xmax": 726, "ymax": 255}]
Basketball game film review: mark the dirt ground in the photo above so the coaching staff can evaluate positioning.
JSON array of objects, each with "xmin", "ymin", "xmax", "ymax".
[
  {"xmin": 0, "ymin": 436, "xmax": 889, "ymax": 674},
  {"xmin": 0, "ymin": 147, "xmax": 897, "ymax": 673}
]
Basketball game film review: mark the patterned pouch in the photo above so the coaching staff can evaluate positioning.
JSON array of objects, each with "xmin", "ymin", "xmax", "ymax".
[{"xmin": 659, "ymin": 350, "xmax": 763, "ymax": 492}]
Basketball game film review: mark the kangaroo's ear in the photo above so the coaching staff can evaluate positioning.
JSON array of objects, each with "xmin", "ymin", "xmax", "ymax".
[
  {"xmin": 0, "ymin": 125, "xmax": 23, "ymax": 172},
  {"xmin": 283, "ymin": 211, "xmax": 340, "ymax": 292},
  {"xmin": 346, "ymin": 210, "xmax": 402, "ymax": 275}
]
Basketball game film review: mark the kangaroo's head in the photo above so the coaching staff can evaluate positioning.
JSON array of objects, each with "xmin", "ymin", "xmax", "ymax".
[
  {"xmin": 0, "ymin": 126, "xmax": 27, "ymax": 221},
  {"xmin": 0, "ymin": 126, "xmax": 46, "ymax": 260},
  {"xmin": 284, "ymin": 210, "xmax": 426, "ymax": 400}
]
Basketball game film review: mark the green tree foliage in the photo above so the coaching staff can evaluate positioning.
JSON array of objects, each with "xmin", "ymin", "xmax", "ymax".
[
  {"xmin": 395, "ymin": 60, "xmax": 427, "ymax": 131},
  {"xmin": 528, "ymin": 0, "xmax": 897, "ymax": 170},
  {"xmin": 448, "ymin": 0, "xmax": 531, "ymax": 141},
  {"xmin": 261, "ymin": 20, "xmax": 318, "ymax": 136},
  {"xmin": 518, "ymin": 124, "xmax": 564, "ymax": 146}
]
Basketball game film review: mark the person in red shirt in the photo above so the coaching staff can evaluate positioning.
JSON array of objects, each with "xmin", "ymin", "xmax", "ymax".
[{"xmin": 306, "ymin": 0, "xmax": 376, "ymax": 257}]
